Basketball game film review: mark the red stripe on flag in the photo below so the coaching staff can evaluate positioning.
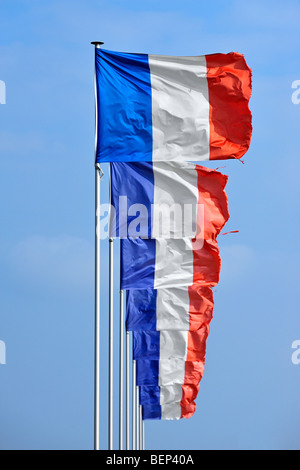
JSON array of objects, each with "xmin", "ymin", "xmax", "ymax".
[
  {"xmin": 181, "ymin": 401, "xmax": 197, "ymax": 420},
  {"xmin": 180, "ymin": 164, "xmax": 230, "ymax": 418},
  {"xmin": 195, "ymin": 165, "xmax": 230, "ymax": 240},
  {"xmin": 182, "ymin": 361, "xmax": 205, "ymax": 386},
  {"xmin": 192, "ymin": 239, "xmax": 221, "ymax": 286},
  {"xmin": 179, "ymin": 361, "xmax": 204, "ymax": 418},
  {"xmin": 188, "ymin": 285, "xmax": 214, "ymax": 331},
  {"xmin": 206, "ymin": 52, "xmax": 252, "ymax": 161},
  {"xmin": 181, "ymin": 384, "xmax": 199, "ymax": 406},
  {"xmin": 186, "ymin": 326, "xmax": 210, "ymax": 362},
  {"xmin": 191, "ymin": 165, "xmax": 230, "ymax": 287}
]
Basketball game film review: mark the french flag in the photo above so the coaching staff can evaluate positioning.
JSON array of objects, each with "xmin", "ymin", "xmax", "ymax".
[
  {"xmin": 126, "ymin": 286, "xmax": 214, "ymax": 332},
  {"xmin": 137, "ymin": 359, "xmax": 205, "ymax": 420},
  {"xmin": 96, "ymin": 49, "xmax": 252, "ymax": 163},
  {"xmin": 121, "ymin": 237, "xmax": 221, "ymax": 290},
  {"xmin": 133, "ymin": 329, "xmax": 209, "ymax": 362},
  {"xmin": 112, "ymin": 162, "xmax": 229, "ymax": 419},
  {"xmin": 127, "ymin": 286, "xmax": 214, "ymax": 420},
  {"xmin": 110, "ymin": 162, "xmax": 229, "ymax": 290},
  {"xmin": 111, "ymin": 162, "xmax": 229, "ymax": 240},
  {"xmin": 140, "ymin": 384, "xmax": 199, "ymax": 421}
]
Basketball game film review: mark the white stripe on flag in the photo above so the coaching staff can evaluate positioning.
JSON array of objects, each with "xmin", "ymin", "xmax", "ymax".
[
  {"xmin": 161, "ymin": 403, "xmax": 182, "ymax": 420},
  {"xmin": 159, "ymin": 358, "xmax": 186, "ymax": 386},
  {"xmin": 149, "ymin": 55, "xmax": 210, "ymax": 162},
  {"xmin": 154, "ymin": 238, "xmax": 194, "ymax": 289},
  {"xmin": 156, "ymin": 287, "xmax": 190, "ymax": 331},
  {"xmin": 159, "ymin": 331, "xmax": 189, "ymax": 360},
  {"xmin": 152, "ymin": 162, "xmax": 199, "ymax": 239},
  {"xmin": 160, "ymin": 385, "xmax": 183, "ymax": 405}
]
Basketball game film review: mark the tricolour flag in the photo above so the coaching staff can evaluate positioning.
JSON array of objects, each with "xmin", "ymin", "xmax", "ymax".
[
  {"xmin": 115, "ymin": 162, "xmax": 229, "ymax": 419},
  {"xmin": 111, "ymin": 162, "xmax": 229, "ymax": 239},
  {"xmin": 141, "ymin": 384, "xmax": 198, "ymax": 421},
  {"xmin": 96, "ymin": 49, "xmax": 252, "ymax": 163},
  {"xmin": 126, "ymin": 286, "xmax": 214, "ymax": 332},
  {"xmin": 121, "ymin": 237, "xmax": 221, "ymax": 290},
  {"xmin": 128, "ymin": 286, "xmax": 213, "ymax": 420},
  {"xmin": 136, "ymin": 359, "xmax": 205, "ymax": 387},
  {"xmin": 134, "ymin": 327, "xmax": 209, "ymax": 418},
  {"xmin": 140, "ymin": 384, "xmax": 199, "ymax": 420},
  {"xmin": 136, "ymin": 358, "xmax": 204, "ymax": 420},
  {"xmin": 118, "ymin": 163, "xmax": 229, "ymax": 289},
  {"xmin": 133, "ymin": 327, "xmax": 209, "ymax": 362}
]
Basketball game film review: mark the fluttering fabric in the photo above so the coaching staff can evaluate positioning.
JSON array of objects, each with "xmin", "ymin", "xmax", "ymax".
[
  {"xmin": 99, "ymin": 46, "xmax": 245, "ymax": 417},
  {"xmin": 137, "ymin": 358, "xmax": 205, "ymax": 420},
  {"xmin": 127, "ymin": 285, "xmax": 213, "ymax": 420},
  {"xmin": 96, "ymin": 49, "xmax": 252, "ymax": 163},
  {"xmin": 121, "ymin": 237, "xmax": 222, "ymax": 290},
  {"xmin": 134, "ymin": 329, "xmax": 209, "ymax": 421},
  {"xmin": 126, "ymin": 286, "xmax": 214, "ymax": 332},
  {"xmin": 140, "ymin": 384, "xmax": 199, "ymax": 420},
  {"xmin": 110, "ymin": 162, "xmax": 229, "ymax": 239},
  {"xmin": 116, "ymin": 163, "xmax": 229, "ymax": 291},
  {"xmin": 113, "ymin": 162, "xmax": 229, "ymax": 420}
]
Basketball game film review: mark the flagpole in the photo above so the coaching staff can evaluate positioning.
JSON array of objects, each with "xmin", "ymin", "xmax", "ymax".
[
  {"xmin": 119, "ymin": 289, "xmax": 124, "ymax": 450},
  {"xmin": 126, "ymin": 331, "xmax": 130, "ymax": 450},
  {"xmin": 132, "ymin": 359, "xmax": 136, "ymax": 450},
  {"xmin": 143, "ymin": 419, "xmax": 145, "ymax": 450},
  {"xmin": 109, "ymin": 234, "xmax": 114, "ymax": 450},
  {"xmin": 136, "ymin": 385, "xmax": 140, "ymax": 450},
  {"xmin": 94, "ymin": 164, "xmax": 101, "ymax": 451},
  {"xmin": 139, "ymin": 406, "xmax": 143, "ymax": 450},
  {"xmin": 91, "ymin": 40, "xmax": 104, "ymax": 451}
]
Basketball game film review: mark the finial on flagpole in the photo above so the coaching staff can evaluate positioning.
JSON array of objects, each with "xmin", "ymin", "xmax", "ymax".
[{"xmin": 91, "ymin": 41, "xmax": 104, "ymax": 48}]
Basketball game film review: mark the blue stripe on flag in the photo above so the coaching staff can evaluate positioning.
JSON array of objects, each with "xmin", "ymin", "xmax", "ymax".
[
  {"xmin": 95, "ymin": 49, "xmax": 153, "ymax": 163},
  {"xmin": 133, "ymin": 331, "xmax": 160, "ymax": 360},
  {"xmin": 126, "ymin": 289, "xmax": 157, "ymax": 331},
  {"xmin": 142, "ymin": 405, "xmax": 161, "ymax": 421},
  {"xmin": 121, "ymin": 238, "xmax": 156, "ymax": 290},
  {"xmin": 139, "ymin": 386, "xmax": 161, "ymax": 406},
  {"xmin": 136, "ymin": 359, "xmax": 159, "ymax": 386},
  {"xmin": 110, "ymin": 162, "xmax": 154, "ymax": 238}
]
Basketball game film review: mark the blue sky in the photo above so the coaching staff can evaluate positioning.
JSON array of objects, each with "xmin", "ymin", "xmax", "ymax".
[{"xmin": 0, "ymin": 0, "xmax": 299, "ymax": 450}]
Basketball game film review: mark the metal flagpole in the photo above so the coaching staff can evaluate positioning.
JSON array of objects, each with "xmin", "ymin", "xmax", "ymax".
[
  {"xmin": 94, "ymin": 164, "xmax": 101, "ymax": 451},
  {"xmin": 132, "ymin": 359, "xmax": 136, "ymax": 450},
  {"xmin": 107, "ymin": 146, "xmax": 114, "ymax": 450},
  {"xmin": 119, "ymin": 290, "xmax": 124, "ymax": 450},
  {"xmin": 109, "ymin": 233, "xmax": 114, "ymax": 450},
  {"xmin": 143, "ymin": 419, "xmax": 145, "ymax": 450},
  {"xmin": 136, "ymin": 385, "xmax": 140, "ymax": 450},
  {"xmin": 139, "ymin": 406, "xmax": 143, "ymax": 450},
  {"xmin": 126, "ymin": 331, "xmax": 130, "ymax": 450},
  {"xmin": 91, "ymin": 40, "xmax": 104, "ymax": 452}
]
